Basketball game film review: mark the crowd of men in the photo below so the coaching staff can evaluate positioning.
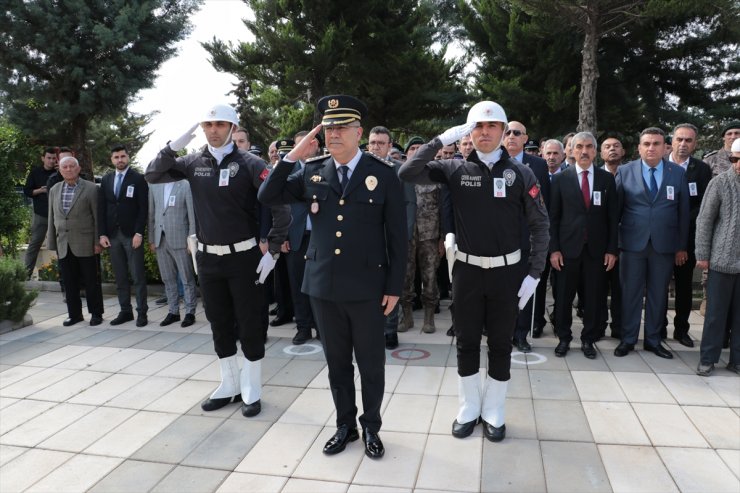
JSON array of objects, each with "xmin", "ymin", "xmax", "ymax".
[{"xmin": 23, "ymin": 97, "xmax": 739, "ymax": 459}]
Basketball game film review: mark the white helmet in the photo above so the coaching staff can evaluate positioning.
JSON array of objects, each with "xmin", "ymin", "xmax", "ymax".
[
  {"xmin": 466, "ymin": 101, "xmax": 507, "ymax": 125},
  {"xmin": 732, "ymin": 138, "xmax": 740, "ymax": 153},
  {"xmin": 201, "ymin": 104, "xmax": 239, "ymax": 125}
]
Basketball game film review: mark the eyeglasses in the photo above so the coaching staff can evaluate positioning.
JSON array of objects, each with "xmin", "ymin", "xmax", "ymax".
[
  {"xmin": 730, "ymin": 156, "xmax": 740, "ymax": 163},
  {"xmin": 505, "ymin": 130, "xmax": 523, "ymax": 137}
]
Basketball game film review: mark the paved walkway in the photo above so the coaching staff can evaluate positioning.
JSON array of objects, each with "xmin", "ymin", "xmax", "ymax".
[{"xmin": 0, "ymin": 291, "xmax": 738, "ymax": 492}]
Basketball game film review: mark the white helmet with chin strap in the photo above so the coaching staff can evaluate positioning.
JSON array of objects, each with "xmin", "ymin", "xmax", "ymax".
[
  {"xmin": 466, "ymin": 101, "xmax": 507, "ymax": 125},
  {"xmin": 202, "ymin": 104, "xmax": 239, "ymax": 126}
]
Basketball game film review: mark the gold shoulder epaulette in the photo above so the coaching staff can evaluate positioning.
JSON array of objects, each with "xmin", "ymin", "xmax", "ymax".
[{"xmin": 365, "ymin": 151, "xmax": 394, "ymax": 167}]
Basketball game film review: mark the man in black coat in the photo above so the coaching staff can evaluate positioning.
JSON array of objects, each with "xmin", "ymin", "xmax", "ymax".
[
  {"xmin": 549, "ymin": 132, "xmax": 619, "ymax": 358},
  {"xmin": 258, "ymin": 95, "xmax": 407, "ymax": 459},
  {"xmin": 99, "ymin": 145, "xmax": 149, "ymax": 327},
  {"xmin": 663, "ymin": 123, "xmax": 712, "ymax": 347}
]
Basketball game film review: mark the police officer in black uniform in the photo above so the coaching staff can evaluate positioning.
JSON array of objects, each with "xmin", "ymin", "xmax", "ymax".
[
  {"xmin": 259, "ymin": 95, "xmax": 407, "ymax": 459},
  {"xmin": 399, "ymin": 101, "xmax": 549, "ymax": 442},
  {"xmin": 146, "ymin": 104, "xmax": 289, "ymax": 418}
]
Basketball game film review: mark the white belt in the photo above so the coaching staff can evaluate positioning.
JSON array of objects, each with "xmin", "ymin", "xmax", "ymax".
[
  {"xmin": 455, "ymin": 249, "xmax": 521, "ymax": 269},
  {"xmin": 197, "ymin": 238, "xmax": 257, "ymax": 256}
]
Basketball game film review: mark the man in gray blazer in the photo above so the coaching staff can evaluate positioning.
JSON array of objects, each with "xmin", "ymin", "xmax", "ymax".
[
  {"xmin": 615, "ymin": 127, "xmax": 690, "ymax": 359},
  {"xmin": 48, "ymin": 157, "xmax": 104, "ymax": 326},
  {"xmin": 148, "ymin": 181, "xmax": 198, "ymax": 327}
]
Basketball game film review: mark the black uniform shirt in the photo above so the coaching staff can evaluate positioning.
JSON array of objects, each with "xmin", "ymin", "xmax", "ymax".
[
  {"xmin": 146, "ymin": 145, "xmax": 289, "ymax": 248},
  {"xmin": 399, "ymin": 137, "xmax": 549, "ymax": 278},
  {"xmin": 24, "ymin": 165, "xmax": 56, "ymax": 217}
]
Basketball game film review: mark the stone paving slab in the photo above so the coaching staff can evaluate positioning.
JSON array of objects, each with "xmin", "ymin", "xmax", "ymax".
[{"xmin": 0, "ymin": 292, "xmax": 737, "ymax": 492}]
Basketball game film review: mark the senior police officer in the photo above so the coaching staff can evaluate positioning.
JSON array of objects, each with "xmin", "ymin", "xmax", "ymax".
[
  {"xmin": 258, "ymin": 95, "xmax": 407, "ymax": 459},
  {"xmin": 146, "ymin": 104, "xmax": 289, "ymax": 418},
  {"xmin": 399, "ymin": 101, "xmax": 549, "ymax": 442}
]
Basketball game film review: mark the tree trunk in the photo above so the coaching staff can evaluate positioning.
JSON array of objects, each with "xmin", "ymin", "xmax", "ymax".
[
  {"xmin": 578, "ymin": 8, "xmax": 600, "ymax": 135},
  {"xmin": 71, "ymin": 116, "xmax": 93, "ymax": 180}
]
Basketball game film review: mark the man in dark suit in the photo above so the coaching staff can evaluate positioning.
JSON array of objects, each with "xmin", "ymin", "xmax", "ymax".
[
  {"xmin": 283, "ymin": 129, "xmax": 320, "ymax": 345},
  {"xmin": 615, "ymin": 127, "xmax": 690, "ymax": 359},
  {"xmin": 99, "ymin": 145, "xmax": 149, "ymax": 327},
  {"xmin": 663, "ymin": 123, "xmax": 712, "ymax": 347},
  {"xmin": 48, "ymin": 157, "xmax": 104, "ymax": 326},
  {"xmin": 505, "ymin": 121, "xmax": 551, "ymax": 351},
  {"xmin": 549, "ymin": 132, "xmax": 619, "ymax": 359},
  {"xmin": 258, "ymin": 95, "xmax": 407, "ymax": 459}
]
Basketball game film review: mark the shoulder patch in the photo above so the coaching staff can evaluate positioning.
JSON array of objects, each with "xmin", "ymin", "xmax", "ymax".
[
  {"xmin": 306, "ymin": 154, "xmax": 330, "ymax": 163},
  {"xmin": 528, "ymin": 184, "xmax": 540, "ymax": 199},
  {"xmin": 259, "ymin": 168, "xmax": 269, "ymax": 181},
  {"xmin": 365, "ymin": 151, "xmax": 395, "ymax": 167}
]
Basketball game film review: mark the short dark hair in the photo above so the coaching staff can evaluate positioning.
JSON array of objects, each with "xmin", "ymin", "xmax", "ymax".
[
  {"xmin": 673, "ymin": 123, "xmax": 698, "ymax": 136},
  {"xmin": 369, "ymin": 126, "xmax": 392, "ymax": 140},
  {"xmin": 293, "ymin": 130, "xmax": 309, "ymax": 140},
  {"xmin": 234, "ymin": 127, "xmax": 250, "ymax": 138},
  {"xmin": 58, "ymin": 146, "xmax": 73, "ymax": 154},
  {"xmin": 110, "ymin": 144, "xmax": 128, "ymax": 154},
  {"xmin": 640, "ymin": 127, "xmax": 666, "ymax": 141},
  {"xmin": 43, "ymin": 146, "xmax": 57, "ymax": 155}
]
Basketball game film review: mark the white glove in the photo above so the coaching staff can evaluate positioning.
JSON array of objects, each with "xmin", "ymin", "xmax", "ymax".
[
  {"xmin": 517, "ymin": 275, "xmax": 540, "ymax": 310},
  {"xmin": 187, "ymin": 234, "xmax": 198, "ymax": 275},
  {"xmin": 256, "ymin": 251, "xmax": 278, "ymax": 284},
  {"xmin": 444, "ymin": 233, "xmax": 457, "ymax": 280},
  {"xmin": 438, "ymin": 121, "xmax": 476, "ymax": 146},
  {"xmin": 169, "ymin": 123, "xmax": 199, "ymax": 152}
]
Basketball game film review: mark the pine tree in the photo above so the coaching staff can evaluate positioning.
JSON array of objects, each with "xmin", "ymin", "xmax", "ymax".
[
  {"xmin": 204, "ymin": 0, "xmax": 467, "ymax": 145},
  {"xmin": 0, "ymin": 0, "xmax": 201, "ymax": 177}
]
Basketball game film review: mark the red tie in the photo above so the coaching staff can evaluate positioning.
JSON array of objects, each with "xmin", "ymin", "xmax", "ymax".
[{"xmin": 581, "ymin": 170, "xmax": 590, "ymax": 209}]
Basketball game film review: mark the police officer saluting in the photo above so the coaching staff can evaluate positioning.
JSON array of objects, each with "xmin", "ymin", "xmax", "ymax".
[
  {"xmin": 259, "ymin": 95, "xmax": 407, "ymax": 459},
  {"xmin": 146, "ymin": 104, "xmax": 289, "ymax": 417},
  {"xmin": 399, "ymin": 101, "xmax": 549, "ymax": 441}
]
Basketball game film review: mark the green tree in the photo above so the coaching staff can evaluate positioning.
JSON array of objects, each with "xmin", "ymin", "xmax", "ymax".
[
  {"xmin": 204, "ymin": 0, "xmax": 467, "ymax": 146},
  {"xmin": 0, "ymin": 119, "xmax": 37, "ymax": 256},
  {"xmin": 460, "ymin": 0, "xmax": 740, "ymax": 139},
  {"xmin": 0, "ymin": 0, "xmax": 201, "ymax": 178}
]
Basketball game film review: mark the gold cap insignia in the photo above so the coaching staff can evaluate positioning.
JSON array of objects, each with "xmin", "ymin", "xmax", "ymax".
[
  {"xmin": 328, "ymin": 99, "xmax": 339, "ymax": 109},
  {"xmin": 365, "ymin": 175, "xmax": 378, "ymax": 191},
  {"xmin": 310, "ymin": 175, "xmax": 322, "ymax": 182}
]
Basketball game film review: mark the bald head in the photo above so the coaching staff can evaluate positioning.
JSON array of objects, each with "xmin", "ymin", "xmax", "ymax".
[{"xmin": 504, "ymin": 121, "xmax": 528, "ymax": 156}]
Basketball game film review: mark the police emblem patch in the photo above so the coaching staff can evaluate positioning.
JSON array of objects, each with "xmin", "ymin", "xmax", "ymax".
[
  {"xmin": 228, "ymin": 163, "xmax": 239, "ymax": 178},
  {"xmin": 310, "ymin": 174, "xmax": 322, "ymax": 183},
  {"xmin": 365, "ymin": 175, "xmax": 378, "ymax": 191},
  {"xmin": 328, "ymin": 99, "xmax": 339, "ymax": 109},
  {"xmin": 503, "ymin": 169, "xmax": 515, "ymax": 186}
]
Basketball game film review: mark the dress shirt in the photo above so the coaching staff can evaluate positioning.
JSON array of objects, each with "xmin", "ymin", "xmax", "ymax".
[
  {"xmin": 641, "ymin": 160, "xmax": 664, "ymax": 191},
  {"xmin": 576, "ymin": 164, "xmax": 594, "ymax": 198}
]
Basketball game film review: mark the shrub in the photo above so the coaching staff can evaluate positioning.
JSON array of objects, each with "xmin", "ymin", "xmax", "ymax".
[
  {"xmin": 0, "ymin": 256, "xmax": 38, "ymax": 322},
  {"xmin": 37, "ymin": 258, "xmax": 60, "ymax": 281}
]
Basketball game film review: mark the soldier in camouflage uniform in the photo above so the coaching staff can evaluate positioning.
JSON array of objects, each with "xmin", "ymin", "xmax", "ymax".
[{"xmin": 401, "ymin": 181, "xmax": 443, "ymax": 333}]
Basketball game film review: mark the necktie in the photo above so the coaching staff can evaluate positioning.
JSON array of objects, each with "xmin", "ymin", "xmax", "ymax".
[
  {"xmin": 648, "ymin": 167, "xmax": 658, "ymax": 200},
  {"xmin": 114, "ymin": 173, "xmax": 123, "ymax": 197},
  {"xmin": 581, "ymin": 170, "xmax": 590, "ymax": 209},
  {"xmin": 338, "ymin": 166, "xmax": 349, "ymax": 193}
]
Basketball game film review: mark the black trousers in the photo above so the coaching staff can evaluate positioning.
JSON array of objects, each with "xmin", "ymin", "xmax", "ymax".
[
  {"xmin": 286, "ymin": 234, "xmax": 315, "ymax": 331},
  {"xmin": 59, "ymin": 249, "xmax": 104, "ymax": 319},
  {"xmin": 554, "ymin": 246, "xmax": 606, "ymax": 343},
  {"xmin": 197, "ymin": 247, "xmax": 265, "ymax": 361},
  {"xmin": 515, "ymin": 251, "xmax": 547, "ymax": 340},
  {"xmin": 454, "ymin": 261, "xmax": 521, "ymax": 381},
  {"xmin": 273, "ymin": 255, "xmax": 294, "ymax": 318},
  {"xmin": 664, "ymin": 252, "xmax": 696, "ymax": 337},
  {"xmin": 311, "ymin": 297, "xmax": 385, "ymax": 433}
]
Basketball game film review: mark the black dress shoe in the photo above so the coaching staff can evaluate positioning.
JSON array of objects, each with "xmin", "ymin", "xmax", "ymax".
[
  {"xmin": 362, "ymin": 429, "xmax": 385, "ymax": 459},
  {"xmin": 644, "ymin": 343, "xmax": 673, "ymax": 359},
  {"xmin": 532, "ymin": 325, "xmax": 544, "ymax": 338},
  {"xmin": 155, "ymin": 296, "xmax": 168, "ymax": 305},
  {"xmin": 181, "ymin": 313, "xmax": 195, "ymax": 328},
  {"xmin": 672, "ymin": 333, "xmax": 694, "ymax": 348},
  {"xmin": 292, "ymin": 329, "xmax": 312, "ymax": 345},
  {"xmin": 90, "ymin": 315, "xmax": 103, "ymax": 326},
  {"xmin": 513, "ymin": 338, "xmax": 532, "ymax": 353},
  {"xmin": 63, "ymin": 316, "xmax": 84, "ymax": 326},
  {"xmin": 385, "ymin": 333, "xmax": 399, "ymax": 350},
  {"xmin": 581, "ymin": 341, "xmax": 597, "ymax": 359},
  {"xmin": 614, "ymin": 342, "xmax": 634, "ymax": 357},
  {"xmin": 482, "ymin": 420, "xmax": 506, "ymax": 442},
  {"xmin": 452, "ymin": 418, "xmax": 479, "ymax": 438},
  {"xmin": 201, "ymin": 393, "xmax": 241, "ymax": 411},
  {"xmin": 554, "ymin": 340, "xmax": 570, "ymax": 357},
  {"xmin": 136, "ymin": 315, "xmax": 148, "ymax": 327},
  {"xmin": 241, "ymin": 399, "xmax": 261, "ymax": 417},
  {"xmin": 269, "ymin": 315, "xmax": 293, "ymax": 327},
  {"xmin": 447, "ymin": 326, "xmax": 455, "ymax": 337},
  {"xmin": 160, "ymin": 313, "xmax": 180, "ymax": 326},
  {"xmin": 110, "ymin": 312, "xmax": 134, "ymax": 326},
  {"xmin": 323, "ymin": 425, "xmax": 359, "ymax": 455}
]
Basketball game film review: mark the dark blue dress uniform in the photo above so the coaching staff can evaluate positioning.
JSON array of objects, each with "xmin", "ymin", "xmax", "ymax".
[{"xmin": 258, "ymin": 150, "xmax": 407, "ymax": 434}]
